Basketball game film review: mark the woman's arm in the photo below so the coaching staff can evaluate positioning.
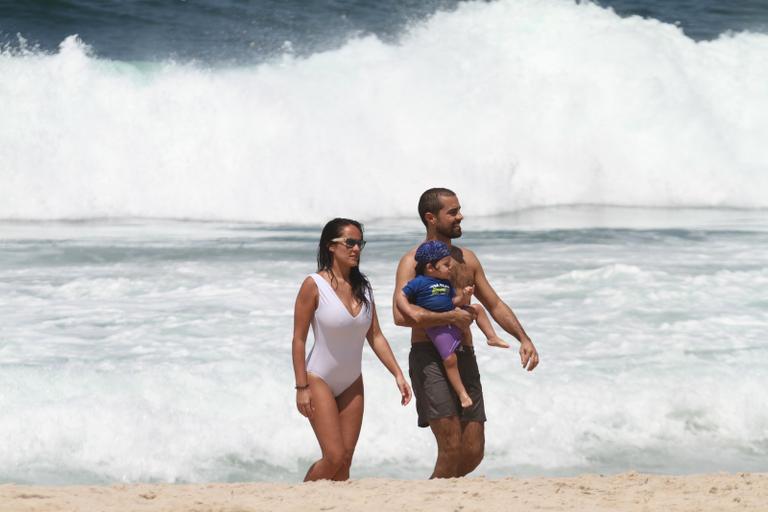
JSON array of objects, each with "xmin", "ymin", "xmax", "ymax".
[
  {"xmin": 366, "ymin": 303, "xmax": 412, "ymax": 406},
  {"xmin": 292, "ymin": 276, "xmax": 318, "ymax": 417}
]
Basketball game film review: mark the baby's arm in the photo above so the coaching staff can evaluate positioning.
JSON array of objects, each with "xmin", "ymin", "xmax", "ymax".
[{"xmin": 452, "ymin": 285, "xmax": 474, "ymax": 307}]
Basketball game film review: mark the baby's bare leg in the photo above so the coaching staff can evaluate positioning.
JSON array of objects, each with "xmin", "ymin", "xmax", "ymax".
[
  {"xmin": 443, "ymin": 353, "xmax": 472, "ymax": 408},
  {"xmin": 468, "ymin": 304, "xmax": 510, "ymax": 348}
]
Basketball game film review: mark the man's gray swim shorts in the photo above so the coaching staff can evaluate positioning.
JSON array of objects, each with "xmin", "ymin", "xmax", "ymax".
[{"xmin": 409, "ymin": 341, "xmax": 486, "ymax": 428}]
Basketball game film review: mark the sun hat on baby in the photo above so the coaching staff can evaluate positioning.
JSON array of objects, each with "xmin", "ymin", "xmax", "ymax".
[{"xmin": 414, "ymin": 240, "xmax": 451, "ymax": 264}]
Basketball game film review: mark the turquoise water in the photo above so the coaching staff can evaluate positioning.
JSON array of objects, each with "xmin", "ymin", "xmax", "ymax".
[{"xmin": 3, "ymin": 0, "xmax": 766, "ymax": 63}]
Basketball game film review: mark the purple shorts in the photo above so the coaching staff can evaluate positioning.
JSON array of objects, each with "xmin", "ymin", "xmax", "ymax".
[{"xmin": 425, "ymin": 324, "xmax": 462, "ymax": 360}]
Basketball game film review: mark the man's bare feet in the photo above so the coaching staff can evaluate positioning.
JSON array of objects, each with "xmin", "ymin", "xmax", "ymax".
[
  {"xmin": 487, "ymin": 336, "xmax": 510, "ymax": 348},
  {"xmin": 459, "ymin": 392, "xmax": 473, "ymax": 408}
]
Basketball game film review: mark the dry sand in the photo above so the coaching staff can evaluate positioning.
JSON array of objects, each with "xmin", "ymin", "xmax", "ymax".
[{"xmin": 1, "ymin": 472, "xmax": 766, "ymax": 511}]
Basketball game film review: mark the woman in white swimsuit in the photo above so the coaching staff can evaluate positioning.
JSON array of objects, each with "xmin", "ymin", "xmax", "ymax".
[{"xmin": 292, "ymin": 217, "xmax": 412, "ymax": 481}]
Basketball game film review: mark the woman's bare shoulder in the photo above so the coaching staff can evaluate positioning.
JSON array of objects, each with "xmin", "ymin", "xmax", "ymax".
[{"xmin": 298, "ymin": 275, "xmax": 319, "ymax": 294}]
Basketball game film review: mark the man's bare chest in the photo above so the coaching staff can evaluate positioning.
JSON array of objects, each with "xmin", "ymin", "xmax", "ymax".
[{"xmin": 450, "ymin": 261, "xmax": 474, "ymax": 289}]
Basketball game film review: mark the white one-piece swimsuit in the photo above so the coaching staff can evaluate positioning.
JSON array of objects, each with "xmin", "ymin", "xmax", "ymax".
[{"xmin": 306, "ymin": 273, "xmax": 373, "ymax": 396}]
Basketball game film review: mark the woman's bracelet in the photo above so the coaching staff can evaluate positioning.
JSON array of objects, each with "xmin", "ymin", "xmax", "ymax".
[{"xmin": 295, "ymin": 384, "xmax": 309, "ymax": 390}]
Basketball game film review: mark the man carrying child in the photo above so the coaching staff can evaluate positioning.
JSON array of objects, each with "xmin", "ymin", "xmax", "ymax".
[{"xmin": 392, "ymin": 187, "xmax": 539, "ymax": 479}]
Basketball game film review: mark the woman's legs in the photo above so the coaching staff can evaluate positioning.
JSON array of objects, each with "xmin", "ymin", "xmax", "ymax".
[
  {"xmin": 330, "ymin": 376, "xmax": 364, "ymax": 480},
  {"xmin": 304, "ymin": 374, "xmax": 364, "ymax": 481},
  {"xmin": 304, "ymin": 373, "xmax": 345, "ymax": 481}
]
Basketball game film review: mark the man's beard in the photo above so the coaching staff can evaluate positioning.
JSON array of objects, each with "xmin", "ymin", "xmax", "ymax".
[{"xmin": 437, "ymin": 223, "xmax": 462, "ymax": 239}]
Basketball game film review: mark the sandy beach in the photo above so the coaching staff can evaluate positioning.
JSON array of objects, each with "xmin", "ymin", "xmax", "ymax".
[{"xmin": 1, "ymin": 473, "xmax": 765, "ymax": 511}]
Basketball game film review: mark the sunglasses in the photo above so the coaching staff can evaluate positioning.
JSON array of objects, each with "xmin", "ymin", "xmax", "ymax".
[{"xmin": 331, "ymin": 237, "xmax": 367, "ymax": 249}]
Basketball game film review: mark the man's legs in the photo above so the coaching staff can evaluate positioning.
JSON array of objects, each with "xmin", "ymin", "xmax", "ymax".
[
  {"xmin": 428, "ymin": 417, "xmax": 484, "ymax": 478},
  {"xmin": 458, "ymin": 420, "xmax": 484, "ymax": 476},
  {"xmin": 428, "ymin": 416, "xmax": 461, "ymax": 478},
  {"xmin": 411, "ymin": 342, "xmax": 486, "ymax": 478}
]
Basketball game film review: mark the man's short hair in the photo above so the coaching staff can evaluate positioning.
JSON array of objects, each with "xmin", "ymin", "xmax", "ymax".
[{"xmin": 417, "ymin": 188, "xmax": 456, "ymax": 228}]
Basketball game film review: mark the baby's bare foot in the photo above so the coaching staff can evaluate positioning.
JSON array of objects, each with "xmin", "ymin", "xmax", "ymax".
[
  {"xmin": 487, "ymin": 336, "xmax": 510, "ymax": 348},
  {"xmin": 459, "ymin": 393, "xmax": 473, "ymax": 408}
]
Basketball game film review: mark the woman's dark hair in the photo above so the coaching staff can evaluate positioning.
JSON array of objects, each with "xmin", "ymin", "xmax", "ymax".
[{"xmin": 317, "ymin": 218, "xmax": 372, "ymax": 311}]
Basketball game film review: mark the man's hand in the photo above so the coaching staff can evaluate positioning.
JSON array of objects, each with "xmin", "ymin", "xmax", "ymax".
[
  {"xmin": 519, "ymin": 339, "xmax": 539, "ymax": 371},
  {"xmin": 450, "ymin": 307, "xmax": 475, "ymax": 330}
]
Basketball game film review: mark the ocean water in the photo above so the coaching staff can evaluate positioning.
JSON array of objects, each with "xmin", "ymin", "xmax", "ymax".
[{"xmin": 1, "ymin": 0, "xmax": 767, "ymax": 484}]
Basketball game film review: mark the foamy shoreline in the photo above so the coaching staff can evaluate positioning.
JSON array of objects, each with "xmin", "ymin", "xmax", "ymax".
[{"xmin": 1, "ymin": 472, "xmax": 765, "ymax": 511}]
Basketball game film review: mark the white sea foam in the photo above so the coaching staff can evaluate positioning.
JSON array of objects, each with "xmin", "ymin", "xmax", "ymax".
[
  {"xmin": 1, "ymin": 0, "xmax": 768, "ymax": 222},
  {"xmin": 2, "ymin": 0, "xmax": 768, "ymax": 483},
  {"xmin": 1, "ymin": 214, "xmax": 767, "ymax": 482}
]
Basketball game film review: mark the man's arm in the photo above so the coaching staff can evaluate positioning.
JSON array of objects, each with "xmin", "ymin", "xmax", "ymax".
[
  {"xmin": 392, "ymin": 251, "xmax": 473, "ymax": 329},
  {"xmin": 468, "ymin": 249, "xmax": 539, "ymax": 371}
]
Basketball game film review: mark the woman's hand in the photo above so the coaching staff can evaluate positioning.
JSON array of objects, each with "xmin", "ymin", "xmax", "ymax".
[
  {"xmin": 296, "ymin": 388, "xmax": 314, "ymax": 418},
  {"xmin": 396, "ymin": 374, "xmax": 412, "ymax": 406}
]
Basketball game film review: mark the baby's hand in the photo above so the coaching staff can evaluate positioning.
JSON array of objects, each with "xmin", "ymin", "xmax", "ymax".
[{"xmin": 463, "ymin": 285, "xmax": 474, "ymax": 298}]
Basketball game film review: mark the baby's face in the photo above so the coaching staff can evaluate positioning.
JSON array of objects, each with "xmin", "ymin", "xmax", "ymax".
[{"xmin": 429, "ymin": 255, "xmax": 453, "ymax": 280}]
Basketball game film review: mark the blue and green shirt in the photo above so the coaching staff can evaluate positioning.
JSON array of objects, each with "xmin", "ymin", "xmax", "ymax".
[{"xmin": 402, "ymin": 275, "xmax": 454, "ymax": 312}]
